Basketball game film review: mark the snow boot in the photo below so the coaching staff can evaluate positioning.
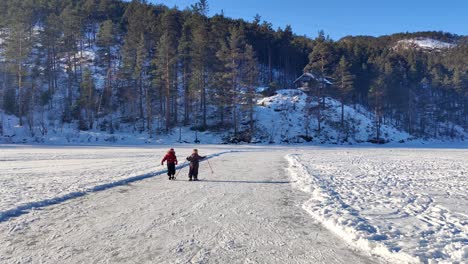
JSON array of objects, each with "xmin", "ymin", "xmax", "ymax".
[{"xmin": 189, "ymin": 177, "xmax": 192, "ymax": 181}]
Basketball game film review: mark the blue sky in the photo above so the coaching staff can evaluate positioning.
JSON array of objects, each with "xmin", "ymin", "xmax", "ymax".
[{"xmin": 150, "ymin": 0, "xmax": 468, "ymax": 40}]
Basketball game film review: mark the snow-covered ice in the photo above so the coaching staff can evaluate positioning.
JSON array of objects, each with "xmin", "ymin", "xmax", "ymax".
[
  {"xmin": 0, "ymin": 145, "xmax": 466, "ymax": 263},
  {"xmin": 0, "ymin": 145, "xmax": 375, "ymax": 264},
  {"xmin": 0, "ymin": 146, "xmax": 228, "ymax": 217},
  {"xmin": 287, "ymin": 148, "xmax": 468, "ymax": 263}
]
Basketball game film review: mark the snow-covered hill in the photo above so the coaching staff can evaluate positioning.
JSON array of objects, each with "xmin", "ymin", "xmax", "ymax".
[
  {"xmin": 394, "ymin": 38, "xmax": 456, "ymax": 51},
  {"xmin": 255, "ymin": 89, "xmax": 411, "ymax": 144}
]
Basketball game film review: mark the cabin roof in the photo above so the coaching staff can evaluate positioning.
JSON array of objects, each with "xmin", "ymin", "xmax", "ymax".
[{"xmin": 293, "ymin": 72, "xmax": 333, "ymax": 85}]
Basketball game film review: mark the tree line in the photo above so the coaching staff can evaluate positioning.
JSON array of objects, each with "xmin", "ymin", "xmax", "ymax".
[
  {"xmin": 318, "ymin": 32, "xmax": 467, "ymax": 140},
  {"xmin": 0, "ymin": 0, "xmax": 310, "ymax": 140},
  {"xmin": 0, "ymin": 0, "xmax": 466, "ymax": 141}
]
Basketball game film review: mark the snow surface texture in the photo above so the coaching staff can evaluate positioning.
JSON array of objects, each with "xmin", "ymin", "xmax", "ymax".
[
  {"xmin": 287, "ymin": 148, "xmax": 468, "ymax": 263},
  {"xmin": 395, "ymin": 38, "xmax": 456, "ymax": 51},
  {"xmin": 0, "ymin": 145, "xmax": 376, "ymax": 264}
]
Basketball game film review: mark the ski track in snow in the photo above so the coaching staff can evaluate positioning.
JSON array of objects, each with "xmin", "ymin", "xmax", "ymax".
[
  {"xmin": 0, "ymin": 147, "xmax": 235, "ymax": 222},
  {"xmin": 286, "ymin": 148, "xmax": 468, "ymax": 263},
  {"xmin": 0, "ymin": 146, "xmax": 375, "ymax": 264}
]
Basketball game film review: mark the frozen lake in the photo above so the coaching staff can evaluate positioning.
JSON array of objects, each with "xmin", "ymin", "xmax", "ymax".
[{"xmin": 0, "ymin": 145, "xmax": 466, "ymax": 263}]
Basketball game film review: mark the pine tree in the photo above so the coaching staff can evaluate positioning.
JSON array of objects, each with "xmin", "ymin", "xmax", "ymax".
[
  {"xmin": 79, "ymin": 68, "xmax": 96, "ymax": 130},
  {"xmin": 120, "ymin": 1, "xmax": 155, "ymax": 130},
  {"xmin": 178, "ymin": 17, "xmax": 192, "ymax": 125},
  {"xmin": 41, "ymin": 13, "xmax": 62, "ymax": 101},
  {"xmin": 335, "ymin": 56, "xmax": 354, "ymax": 128},
  {"xmin": 259, "ymin": 21, "xmax": 274, "ymax": 84},
  {"xmin": 216, "ymin": 24, "xmax": 247, "ymax": 135},
  {"xmin": 190, "ymin": 12, "xmax": 210, "ymax": 128},
  {"xmin": 153, "ymin": 9, "xmax": 180, "ymax": 132},
  {"xmin": 4, "ymin": 1, "xmax": 34, "ymax": 126},
  {"xmin": 369, "ymin": 75, "xmax": 387, "ymax": 141},
  {"xmin": 135, "ymin": 33, "xmax": 147, "ymax": 130},
  {"xmin": 451, "ymin": 68, "xmax": 468, "ymax": 129},
  {"xmin": 191, "ymin": 0, "xmax": 209, "ymax": 16},
  {"xmin": 209, "ymin": 13, "xmax": 231, "ymax": 126},
  {"xmin": 96, "ymin": 20, "xmax": 117, "ymax": 114},
  {"xmin": 304, "ymin": 31, "xmax": 335, "ymax": 134},
  {"xmin": 243, "ymin": 44, "xmax": 259, "ymax": 139},
  {"xmin": 60, "ymin": 4, "xmax": 84, "ymax": 122},
  {"xmin": 275, "ymin": 25, "xmax": 294, "ymax": 86}
]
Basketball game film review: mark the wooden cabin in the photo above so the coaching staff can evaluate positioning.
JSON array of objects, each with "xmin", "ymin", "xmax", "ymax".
[{"xmin": 293, "ymin": 72, "xmax": 333, "ymax": 93}]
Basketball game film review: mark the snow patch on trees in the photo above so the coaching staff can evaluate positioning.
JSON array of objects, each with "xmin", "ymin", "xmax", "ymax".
[{"xmin": 395, "ymin": 38, "xmax": 456, "ymax": 51}]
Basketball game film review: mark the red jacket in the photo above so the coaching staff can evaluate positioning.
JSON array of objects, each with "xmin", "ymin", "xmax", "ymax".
[{"xmin": 162, "ymin": 151, "xmax": 178, "ymax": 164}]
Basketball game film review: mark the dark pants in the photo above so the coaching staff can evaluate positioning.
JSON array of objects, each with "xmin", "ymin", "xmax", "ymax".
[
  {"xmin": 188, "ymin": 163, "xmax": 199, "ymax": 179},
  {"xmin": 167, "ymin": 163, "xmax": 176, "ymax": 176}
]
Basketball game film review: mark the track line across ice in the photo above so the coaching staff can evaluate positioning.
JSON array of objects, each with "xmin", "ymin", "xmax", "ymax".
[{"xmin": 0, "ymin": 150, "xmax": 236, "ymax": 222}]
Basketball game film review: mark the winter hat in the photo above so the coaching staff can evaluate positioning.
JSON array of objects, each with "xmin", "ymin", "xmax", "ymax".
[{"xmin": 193, "ymin": 149, "xmax": 198, "ymax": 153}]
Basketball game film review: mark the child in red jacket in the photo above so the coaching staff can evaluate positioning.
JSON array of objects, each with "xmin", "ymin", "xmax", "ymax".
[{"xmin": 161, "ymin": 148, "xmax": 178, "ymax": 180}]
